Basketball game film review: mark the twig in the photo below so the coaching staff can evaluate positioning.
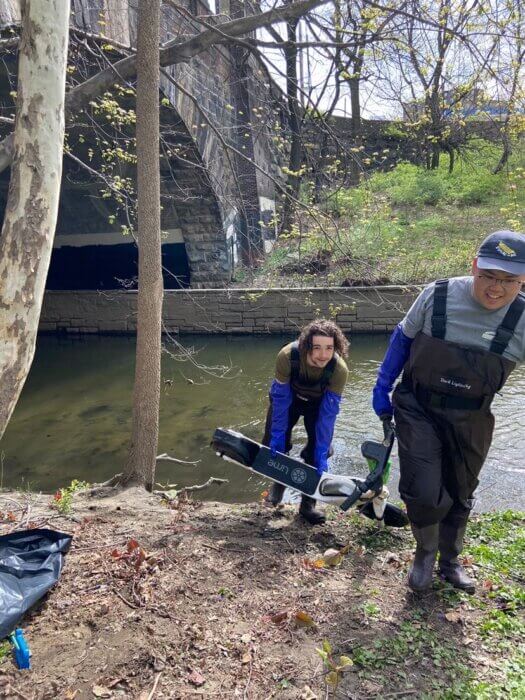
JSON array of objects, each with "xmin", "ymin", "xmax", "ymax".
[
  {"xmin": 10, "ymin": 690, "xmax": 31, "ymax": 700},
  {"xmin": 72, "ymin": 540, "xmax": 127, "ymax": 553},
  {"xmin": 281, "ymin": 533, "xmax": 297, "ymax": 554},
  {"xmin": 156, "ymin": 453, "xmax": 201, "ymax": 464},
  {"xmin": 73, "ymin": 649, "xmax": 89, "ymax": 667},
  {"xmin": 374, "ymin": 691, "xmax": 418, "ymax": 698},
  {"xmin": 178, "ymin": 477, "xmax": 228, "ymax": 494},
  {"xmin": 20, "ymin": 500, "xmax": 32, "ymax": 528},
  {"xmin": 202, "ymin": 542, "xmax": 222, "ymax": 552},
  {"xmin": 0, "ymin": 495, "xmax": 24, "ymax": 509},
  {"xmin": 113, "ymin": 587, "xmax": 139, "ymax": 609},
  {"xmin": 154, "ymin": 477, "xmax": 228, "ymax": 499},
  {"xmin": 243, "ymin": 659, "xmax": 253, "ymax": 700},
  {"xmin": 84, "ymin": 473, "xmax": 124, "ymax": 496},
  {"xmin": 147, "ymin": 672, "xmax": 163, "ymax": 700}
]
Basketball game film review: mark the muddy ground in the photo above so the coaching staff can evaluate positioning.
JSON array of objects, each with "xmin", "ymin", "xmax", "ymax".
[{"xmin": 0, "ymin": 488, "xmax": 521, "ymax": 699}]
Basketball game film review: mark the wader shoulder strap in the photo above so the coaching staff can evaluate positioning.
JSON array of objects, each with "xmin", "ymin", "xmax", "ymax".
[
  {"xmin": 290, "ymin": 341, "xmax": 300, "ymax": 382},
  {"xmin": 320, "ymin": 355, "xmax": 337, "ymax": 392},
  {"xmin": 489, "ymin": 293, "xmax": 525, "ymax": 356},
  {"xmin": 431, "ymin": 279, "xmax": 449, "ymax": 339},
  {"xmin": 290, "ymin": 341, "xmax": 337, "ymax": 391}
]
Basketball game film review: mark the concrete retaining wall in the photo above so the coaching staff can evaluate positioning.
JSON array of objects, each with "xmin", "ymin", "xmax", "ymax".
[{"xmin": 39, "ymin": 286, "xmax": 422, "ymax": 335}]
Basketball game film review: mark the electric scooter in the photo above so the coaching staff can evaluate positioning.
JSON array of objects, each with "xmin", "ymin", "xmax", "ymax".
[{"xmin": 211, "ymin": 426, "xmax": 408, "ymax": 527}]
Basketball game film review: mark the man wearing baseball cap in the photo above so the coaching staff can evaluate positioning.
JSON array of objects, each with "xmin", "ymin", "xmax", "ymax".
[{"xmin": 371, "ymin": 230, "xmax": 525, "ymax": 593}]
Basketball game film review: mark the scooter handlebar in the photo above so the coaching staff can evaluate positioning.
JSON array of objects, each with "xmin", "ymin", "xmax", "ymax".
[{"xmin": 340, "ymin": 429, "xmax": 395, "ymax": 512}]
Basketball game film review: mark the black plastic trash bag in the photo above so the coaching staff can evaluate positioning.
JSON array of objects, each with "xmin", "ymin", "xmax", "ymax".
[{"xmin": 0, "ymin": 528, "xmax": 72, "ymax": 639}]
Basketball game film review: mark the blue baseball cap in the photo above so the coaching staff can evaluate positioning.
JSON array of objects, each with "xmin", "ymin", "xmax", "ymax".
[{"xmin": 477, "ymin": 230, "xmax": 525, "ymax": 276}]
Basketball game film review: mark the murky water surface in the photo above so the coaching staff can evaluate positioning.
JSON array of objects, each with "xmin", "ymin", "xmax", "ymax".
[{"xmin": 2, "ymin": 335, "xmax": 524, "ymax": 511}]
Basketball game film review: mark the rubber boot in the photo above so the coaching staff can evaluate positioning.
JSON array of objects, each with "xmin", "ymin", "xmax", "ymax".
[
  {"xmin": 408, "ymin": 523, "xmax": 439, "ymax": 592},
  {"xmin": 266, "ymin": 482, "xmax": 285, "ymax": 506},
  {"xmin": 438, "ymin": 511, "xmax": 475, "ymax": 593},
  {"xmin": 299, "ymin": 496, "xmax": 326, "ymax": 525}
]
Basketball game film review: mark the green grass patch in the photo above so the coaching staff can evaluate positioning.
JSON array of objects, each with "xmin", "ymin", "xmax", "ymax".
[
  {"xmin": 442, "ymin": 653, "xmax": 525, "ymax": 700},
  {"xmin": 0, "ymin": 640, "xmax": 11, "ymax": 664},
  {"xmin": 343, "ymin": 510, "xmax": 524, "ymax": 697}
]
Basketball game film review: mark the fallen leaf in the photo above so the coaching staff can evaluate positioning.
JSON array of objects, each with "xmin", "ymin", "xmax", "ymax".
[
  {"xmin": 134, "ymin": 548, "xmax": 146, "ymax": 571},
  {"xmin": 300, "ymin": 685, "xmax": 317, "ymax": 699},
  {"xmin": 384, "ymin": 551, "xmax": 401, "ymax": 565},
  {"xmin": 323, "ymin": 548, "xmax": 343, "ymax": 567},
  {"xmin": 268, "ymin": 611, "xmax": 288, "ymax": 626},
  {"xmin": 241, "ymin": 652, "xmax": 251, "ymax": 664},
  {"xmin": 294, "ymin": 610, "xmax": 316, "ymax": 628},
  {"xmin": 188, "ymin": 670, "xmax": 205, "ymax": 687},
  {"xmin": 302, "ymin": 557, "xmax": 325, "ymax": 570},
  {"xmin": 64, "ymin": 690, "xmax": 78, "ymax": 699},
  {"xmin": 92, "ymin": 686, "xmax": 112, "ymax": 698},
  {"xmin": 445, "ymin": 610, "xmax": 462, "ymax": 623}
]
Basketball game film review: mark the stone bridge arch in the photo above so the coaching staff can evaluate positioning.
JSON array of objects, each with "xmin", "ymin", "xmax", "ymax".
[{"xmin": 0, "ymin": 0, "xmax": 284, "ymax": 289}]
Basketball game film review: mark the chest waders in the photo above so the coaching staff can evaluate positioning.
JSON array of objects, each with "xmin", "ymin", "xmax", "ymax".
[{"xmin": 393, "ymin": 281, "xmax": 524, "ymax": 592}]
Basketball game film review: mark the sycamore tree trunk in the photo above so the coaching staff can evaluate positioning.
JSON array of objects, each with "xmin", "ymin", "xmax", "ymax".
[
  {"xmin": 123, "ymin": 0, "xmax": 162, "ymax": 491},
  {"xmin": 0, "ymin": 0, "xmax": 69, "ymax": 441}
]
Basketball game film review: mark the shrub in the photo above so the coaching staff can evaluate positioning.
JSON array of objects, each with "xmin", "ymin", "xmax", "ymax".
[{"xmin": 324, "ymin": 186, "xmax": 370, "ymax": 217}]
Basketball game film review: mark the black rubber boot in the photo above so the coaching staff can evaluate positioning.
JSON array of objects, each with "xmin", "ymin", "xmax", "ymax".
[
  {"xmin": 266, "ymin": 482, "xmax": 285, "ymax": 506},
  {"xmin": 408, "ymin": 523, "xmax": 439, "ymax": 592},
  {"xmin": 438, "ymin": 511, "xmax": 476, "ymax": 593},
  {"xmin": 299, "ymin": 496, "xmax": 326, "ymax": 525}
]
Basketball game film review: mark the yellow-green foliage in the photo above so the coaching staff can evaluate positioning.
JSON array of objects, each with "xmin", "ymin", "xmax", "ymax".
[{"xmin": 266, "ymin": 138, "xmax": 524, "ymax": 284}]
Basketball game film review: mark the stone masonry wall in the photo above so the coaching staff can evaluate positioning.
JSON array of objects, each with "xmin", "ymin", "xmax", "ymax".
[{"xmin": 39, "ymin": 286, "xmax": 422, "ymax": 335}]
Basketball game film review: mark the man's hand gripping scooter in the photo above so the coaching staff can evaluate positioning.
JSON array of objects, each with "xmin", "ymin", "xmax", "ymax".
[
  {"xmin": 337, "ymin": 416, "xmax": 399, "ymax": 522},
  {"xmin": 211, "ymin": 417, "xmax": 408, "ymax": 528}
]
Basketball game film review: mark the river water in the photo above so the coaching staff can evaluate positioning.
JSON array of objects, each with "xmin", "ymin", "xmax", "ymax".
[{"xmin": 1, "ymin": 334, "xmax": 524, "ymax": 511}]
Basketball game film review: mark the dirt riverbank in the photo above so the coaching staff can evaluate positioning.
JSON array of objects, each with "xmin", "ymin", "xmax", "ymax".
[{"xmin": 0, "ymin": 488, "xmax": 523, "ymax": 699}]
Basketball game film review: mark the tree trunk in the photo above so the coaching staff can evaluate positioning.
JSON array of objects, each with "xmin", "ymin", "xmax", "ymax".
[
  {"xmin": 0, "ymin": 0, "xmax": 69, "ymax": 441},
  {"xmin": 280, "ymin": 15, "xmax": 302, "ymax": 236},
  {"xmin": 493, "ymin": 135, "xmax": 511, "ymax": 175},
  {"xmin": 428, "ymin": 87, "xmax": 442, "ymax": 170},
  {"xmin": 123, "ymin": 0, "xmax": 163, "ymax": 491},
  {"xmin": 447, "ymin": 147, "xmax": 455, "ymax": 174},
  {"xmin": 348, "ymin": 65, "xmax": 363, "ymax": 185}
]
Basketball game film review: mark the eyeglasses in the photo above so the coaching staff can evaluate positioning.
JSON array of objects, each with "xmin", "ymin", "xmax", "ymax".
[{"xmin": 476, "ymin": 273, "xmax": 523, "ymax": 288}]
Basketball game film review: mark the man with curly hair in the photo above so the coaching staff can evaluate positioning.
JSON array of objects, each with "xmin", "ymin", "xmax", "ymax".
[{"xmin": 262, "ymin": 319, "xmax": 349, "ymax": 524}]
